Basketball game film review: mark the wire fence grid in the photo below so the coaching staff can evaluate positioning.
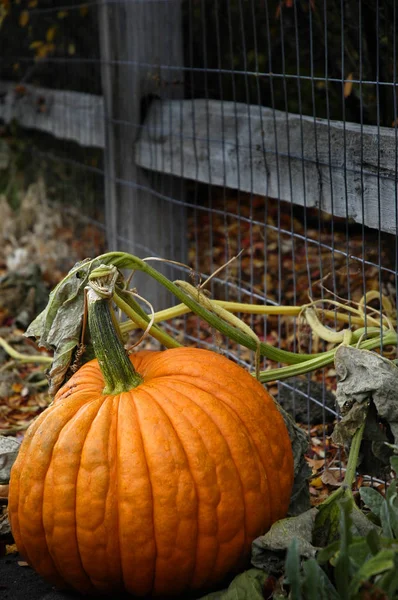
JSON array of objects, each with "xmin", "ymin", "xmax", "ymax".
[{"xmin": 1, "ymin": 0, "xmax": 398, "ymax": 436}]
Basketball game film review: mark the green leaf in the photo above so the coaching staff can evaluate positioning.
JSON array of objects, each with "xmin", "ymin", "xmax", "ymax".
[
  {"xmin": 359, "ymin": 487, "xmax": 385, "ymax": 518},
  {"xmin": 390, "ymin": 455, "xmax": 398, "ymax": 475},
  {"xmin": 366, "ymin": 528, "xmax": 381, "ymax": 555},
  {"xmin": 198, "ymin": 569, "xmax": 267, "ymax": 600},
  {"xmin": 334, "ymin": 497, "xmax": 353, "ymax": 600},
  {"xmin": 285, "ymin": 538, "xmax": 302, "ymax": 600},
  {"xmin": 313, "ymin": 499, "xmax": 341, "ymax": 547},
  {"xmin": 302, "ymin": 559, "xmax": 340, "ymax": 600},
  {"xmin": 351, "ymin": 503, "xmax": 381, "ymax": 537},
  {"xmin": 348, "ymin": 549, "xmax": 395, "ymax": 596},
  {"xmin": 316, "ymin": 540, "xmax": 341, "ymax": 565},
  {"xmin": 377, "ymin": 554, "xmax": 398, "ymax": 595},
  {"xmin": 386, "ymin": 480, "xmax": 398, "ymax": 538},
  {"xmin": 347, "ymin": 538, "xmax": 372, "ymax": 569},
  {"xmin": 380, "ymin": 500, "xmax": 394, "ymax": 538},
  {"xmin": 301, "ymin": 559, "xmax": 319, "ymax": 600},
  {"xmin": 386, "ymin": 479, "xmax": 398, "ymax": 504}
]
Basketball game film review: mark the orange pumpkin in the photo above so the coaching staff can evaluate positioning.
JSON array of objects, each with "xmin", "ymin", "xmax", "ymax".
[{"xmin": 9, "ymin": 294, "xmax": 293, "ymax": 597}]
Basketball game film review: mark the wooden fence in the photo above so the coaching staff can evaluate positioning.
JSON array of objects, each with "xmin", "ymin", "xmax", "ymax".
[
  {"xmin": 2, "ymin": 81, "xmax": 397, "ymax": 236},
  {"xmin": 1, "ymin": 0, "xmax": 397, "ymax": 303}
]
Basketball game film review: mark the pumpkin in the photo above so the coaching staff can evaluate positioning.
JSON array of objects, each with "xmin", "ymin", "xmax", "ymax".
[{"xmin": 9, "ymin": 289, "xmax": 294, "ymax": 597}]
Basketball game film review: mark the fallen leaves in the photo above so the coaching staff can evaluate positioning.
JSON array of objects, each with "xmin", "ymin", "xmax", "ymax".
[
  {"xmin": 344, "ymin": 72, "xmax": 354, "ymax": 98},
  {"xmin": 0, "ymin": 485, "xmax": 9, "ymax": 500},
  {"xmin": 0, "ymin": 175, "xmax": 105, "ymax": 436}
]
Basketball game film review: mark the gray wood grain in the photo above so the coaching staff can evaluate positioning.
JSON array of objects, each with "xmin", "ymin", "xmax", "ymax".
[
  {"xmin": 98, "ymin": 0, "xmax": 186, "ymax": 308},
  {"xmin": 136, "ymin": 99, "xmax": 398, "ymax": 235},
  {"xmin": 2, "ymin": 79, "xmax": 396, "ymax": 237},
  {"xmin": 0, "ymin": 81, "xmax": 104, "ymax": 148}
]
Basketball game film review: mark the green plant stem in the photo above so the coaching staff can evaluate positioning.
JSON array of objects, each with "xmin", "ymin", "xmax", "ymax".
[
  {"xmin": 120, "ymin": 302, "xmax": 370, "ymax": 334},
  {"xmin": 65, "ymin": 253, "xmax": 397, "ymax": 378},
  {"xmin": 321, "ymin": 422, "xmax": 366, "ymax": 508},
  {"xmin": 0, "ymin": 337, "xmax": 53, "ymax": 364},
  {"xmin": 113, "ymin": 288, "xmax": 182, "ymax": 349},
  {"xmin": 87, "ymin": 287, "xmax": 142, "ymax": 394},
  {"xmin": 89, "ymin": 254, "xmax": 318, "ymax": 364},
  {"xmin": 258, "ymin": 330, "xmax": 397, "ymax": 382},
  {"xmin": 343, "ymin": 422, "xmax": 366, "ymax": 488}
]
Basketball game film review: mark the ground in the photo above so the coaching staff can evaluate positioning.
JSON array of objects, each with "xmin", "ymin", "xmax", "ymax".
[{"xmin": 0, "ymin": 553, "xmax": 83, "ymax": 600}]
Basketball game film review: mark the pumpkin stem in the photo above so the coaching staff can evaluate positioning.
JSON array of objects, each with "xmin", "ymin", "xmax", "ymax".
[{"xmin": 87, "ymin": 287, "xmax": 143, "ymax": 394}]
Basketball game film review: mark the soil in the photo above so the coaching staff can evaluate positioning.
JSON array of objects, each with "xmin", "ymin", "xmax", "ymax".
[{"xmin": 0, "ymin": 554, "xmax": 84, "ymax": 600}]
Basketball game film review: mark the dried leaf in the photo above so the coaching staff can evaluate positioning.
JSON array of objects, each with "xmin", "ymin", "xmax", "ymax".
[
  {"xmin": 35, "ymin": 43, "xmax": 55, "ymax": 59},
  {"xmin": 321, "ymin": 469, "xmax": 343, "ymax": 487},
  {"xmin": 344, "ymin": 73, "xmax": 354, "ymax": 98},
  {"xmin": 29, "ymin": 40, "xmax": 43, "ymax": 49},
  {"xmin": 277, "ymin": 404, "xmax": 311, "ymax": 516},
  {"xmin": 0, "ymin": 512, "xmax": 11, "ymax": 536},
  {"xmin": 46, "ymin": 26, "xmax": 57, "ymax": 42},
  {"xmin": 252, "ymin": 508, "xmax": 319, "ymax": 574},
  {"xmin": 199, "ymin": 569, "xmax": 267, "ymax": 599},
  {"xmin": 332, "ymin": 402, "xmax": 369, "ymax": 446},
  {"xmin": 333, "ymin": 346, "xmax": 398, "ymax": 474},
  {"xmin": 18, "ymin": 10, "xmax": 29, "ymax": 27},
  {"xmin": 25, "ymin": 258, "xmax": 100, "ymax": 396},
  {"xmin": 306, "ymin": 457, "xmax": 325, "ymax": 474},
  {"xmin": 0, "ymin": 484, "xmax": 9, "ymax": 499},
  {"xmin": 311, "ymin": 476, "xmax": 324, "ymax": 489}
]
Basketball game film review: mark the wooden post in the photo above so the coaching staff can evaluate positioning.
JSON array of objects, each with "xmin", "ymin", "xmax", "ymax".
[{"xmin": 98, "ymin": 0, "xmax": 186, "ymax": 309}]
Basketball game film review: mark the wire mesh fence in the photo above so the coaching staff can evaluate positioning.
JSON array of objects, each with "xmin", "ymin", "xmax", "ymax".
[{"xmin": 1, "ymin": 0, "xmax": 397, "ymax": 440}]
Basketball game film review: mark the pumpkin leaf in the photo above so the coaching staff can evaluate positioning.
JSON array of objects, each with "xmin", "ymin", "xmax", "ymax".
[
  {"xmin": 348, "ymin": 549, "xmax": 395, "ymax": 596},
  {"xmin": 251, "ymin": 508, "xmax": 319, "ymax": 574},
  {"xmin": 25, "ymin": 258, "xmax": 101, "ymax": 396},
  {"xmin": 333, "ymin": 346, "xmax": 398, "ymax": 475},
  {"xmin": 360, "ymin": 486, "xmax": 385, "ymax": 518},
  {"xmin": 350, "ymin": 503, "xmax": 381, "ymax": 537},
  {"xmin": 376, "ymin": 555, "xmax": 398, "ymax": 596},
  {"xmin": 331, "ymin": 401, "xmax": 369, "ymax": 447},
  {"xmin": 198, "ymin": 569, "xmax": 267, "ymax": 600},
  {"xmin": 313, "ymin": 496, "xmax": 343, "ymax": 547},
  {"xmin": 390, "ymin": 454, "xmax": 398, "ymax": 475}
]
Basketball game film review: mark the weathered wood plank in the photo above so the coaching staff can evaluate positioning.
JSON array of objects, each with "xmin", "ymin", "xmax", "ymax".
[
  {"xmin": 136, "ymin": 99, "xmax": 398, "ymax": 235},
  {"xmin": 0, "ymin": 81, "xmax": 104, "ymax": 148},
  {"xmin": 2, "ymin": 78, "xmax": 396, "ymax": 237},
  {"xmin": 98, "ymin": 0, "xmax": 186, "ymax": 308}
]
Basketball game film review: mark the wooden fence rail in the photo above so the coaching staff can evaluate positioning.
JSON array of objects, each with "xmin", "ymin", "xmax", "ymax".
[{"xmin": 1, "ymin": 81, "xmax": 397, "ymax": 236}]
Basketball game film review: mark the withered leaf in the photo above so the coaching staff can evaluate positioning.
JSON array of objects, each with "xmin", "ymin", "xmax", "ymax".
[
  {"xmin": 199, "ymin": 569, "xmax": 267, "ymax": 599},
  {"xmin": 25, "ymin": 258, "xmax": 101, "ymax": 396},
  {"xmin": 251, "ymin": 508, "xmax": 319, "ymax": 574},
  {"xmin": 333, "ymin": 346, "xmax": 398, "ymax": 475}
]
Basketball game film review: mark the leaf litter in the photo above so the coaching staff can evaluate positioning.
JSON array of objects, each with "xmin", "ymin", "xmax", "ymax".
[{"xmin": 1, "ymin": 184, "xmax": 398, "ymax": 593}]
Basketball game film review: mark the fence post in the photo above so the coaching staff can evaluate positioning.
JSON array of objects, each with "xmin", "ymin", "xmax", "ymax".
[{"xmin": 98, "ymin": 0, "xmax": 186, "ymax": 309}]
